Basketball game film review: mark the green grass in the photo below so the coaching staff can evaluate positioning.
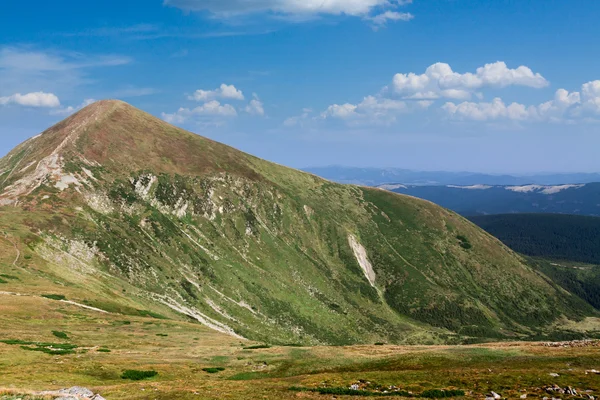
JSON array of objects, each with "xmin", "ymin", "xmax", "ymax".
[
  {"xmin": 97, "ymin": 348, "xmax": 111, "ymax": 353},
  {"xmin": 121, "ymin": 370, "xmax": 158, "ymax": 381},
  {"xmin": 289, "ymin": 387, "xmax": 465, "ymax": 398}
]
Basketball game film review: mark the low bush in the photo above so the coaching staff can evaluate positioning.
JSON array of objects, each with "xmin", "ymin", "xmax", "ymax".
[
  {"xmin": 421, "ymin": 389, "xmax": 465, "ymax": 398},
  {"xmin": 243, "ymin": 344, "xmax": 271, "ymax": 350},
  {"xmin": 52, "ymin": 331, "xmax": 69, "ymax": 339},
  {"xmin": 41, "ymin": 294, "xmax": 66, "ymax": 301},
  {"xmin": 121, "ymin": 369, "xmax": 158, "ymax": 380},
  {"xmin": 202, "ymin": 367, "xmax": 226, "ymax": 374}
]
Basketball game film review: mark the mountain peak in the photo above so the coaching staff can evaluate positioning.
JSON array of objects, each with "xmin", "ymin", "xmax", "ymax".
[{"xmin": 0, "ymin": 99, "xmax": 260, "ymax": 205}]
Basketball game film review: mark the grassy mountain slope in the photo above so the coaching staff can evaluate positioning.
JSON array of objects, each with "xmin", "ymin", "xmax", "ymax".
[{"xmin": 0, "ymin": 100, "xmax": 596, "ymax": 345}]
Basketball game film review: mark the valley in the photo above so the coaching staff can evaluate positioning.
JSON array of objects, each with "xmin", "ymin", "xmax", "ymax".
[{"xmin": 1, "ymin": 292, "xmax": 600, "ymax": 399}]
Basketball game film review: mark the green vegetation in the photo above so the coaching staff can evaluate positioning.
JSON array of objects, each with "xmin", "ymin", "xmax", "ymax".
[
  {"xmin": 530, "ymin": 258, "xmax": 600, "ymax": 310},
  {"xmin": 0, "ymin": 340, "xmax": 79, "ymax": 356},
  {"xmin": 41, "ymin": 294, "xmax": 66, "ymax": 301},
  {"xmin": 97, "ymin": 348, "xmax": 111, "ymax": 353},
  {"xmin": 456, "ymin": 235, "xmax": 472, "ymax": 250},
  {"xmin": 290, "ymin": 387, "xmax": 465, "ymax": 397},
  {"xmin": 121, "ymin": 370, "xmax": 158, "ymax": 380},
  {"xmin": 244, "ymin": 344, "xmax": 272, "ymax": 350},
  {"xmin": 421, "ymin": 389, "xmax": 465, "ymax": 398},
  {"xmin": 202, "ymin": 367, "xmax": 226, "ymax": 373},
  {"xmin": 52, "ymin": 331, "xmax": 69, "ymax": 339},
  {"xmin": 471, "ymin": 213, "xmax": 600, "ymax": 264},
  {"xmin": 0, "ymin": 99, "xmax": 598, "ymax": 350}
]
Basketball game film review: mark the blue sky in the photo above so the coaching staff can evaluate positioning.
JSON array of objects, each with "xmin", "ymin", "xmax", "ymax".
[{"xmin": 1, "ymin": 0, "xmax": 600, "ymax": 173}]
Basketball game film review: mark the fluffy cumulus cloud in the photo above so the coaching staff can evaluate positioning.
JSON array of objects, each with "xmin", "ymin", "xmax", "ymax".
[
  {"xmin": 189, "ymin": 84, "xmax": 244, "ymax": 102},
  {"xmin": 0, "ymin": 92, "xmax": 60, "ymax": 108},
  {"xmin": 162, "ymin": 100, "xmax": 238, "ymax": 124},
  {"xmin": 244, "ymin": 94, "xmax": 265, "ymax": 116},
  {"xmin": 442, "ymin": 98, "xmax": 536, "ymax": 122},
  {"xmin": 321, "ymin": 96, "xmax": 412, "ymax": 125},
  {"xmin": 443, "ymin": 80, "xmax": 600, "ymax": 123},
  {"xmin": 164, "ymin": 0, "xmax": 414, "ymax": 25},
  {"xmin": 392, "ymin": 61, "xmax": 549, "ymax": 100},
  {"xmin": 307, "ymin": 61, "xmax": 550, "ymax": 128},
  {"xmin": 165, "ymin": 84, "xmax": 265, "ymax": 126}
]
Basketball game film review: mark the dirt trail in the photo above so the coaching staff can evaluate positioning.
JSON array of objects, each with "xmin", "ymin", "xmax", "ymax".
[
  {"xmin": 0, "ymin": 291, "xmax": 109, "ymax": 314},
  {"xmin": 2, "ymin": 234, "xmax": 20, "ymax": 266}
]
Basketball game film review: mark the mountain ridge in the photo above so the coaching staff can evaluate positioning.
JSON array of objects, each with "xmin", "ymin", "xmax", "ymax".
[
  {"xmin": 304, "ymin": 165, "xmax": 600, "ymax": 186},
  {"xmin": 0, "ymin": 100, "xmax": 597, "ymax": 345}
]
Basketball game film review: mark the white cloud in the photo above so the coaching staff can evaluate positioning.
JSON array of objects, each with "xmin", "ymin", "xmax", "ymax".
[
  {"xmin": 166, "ymin": 0, "xmax": 405, "ymax": 16},
  {"xmin": 322, "ymin": 96, "xmax": 408, "ymax": 125},
  {"xmin": 442, "ymin": 80, "xmax": 600, "ymax": 123},
  {"xmin": 244, "ymin": 94, "xmax": 265, "ymax": 116},
  {"xmin": 165, "ymin": 0, "xmax": 414, "ymax": 25},
  {"xmin": 368, "ymin": 11, "xmax": 414, "ymax": 28},
  {"xmin": 0, "ymin": 92, "xmax": 60, "ymax": 108},
  {"xmin": 162, "ymin": 100, "xmax": 238, "ymax": 125},
  {"xmin": 392, "ymin": 61, "xmax": 549, "ymax": 100},
  {"xmin": 442, "ymin": 98, "xmax": 537, "ymax": 122},
  {"xmin": 189, "ymin": 84, "xmax": 244, "ymax": 101},
  {"xmin": 50, "ymin": 99, "xmax": 96, "ymax": 116}
]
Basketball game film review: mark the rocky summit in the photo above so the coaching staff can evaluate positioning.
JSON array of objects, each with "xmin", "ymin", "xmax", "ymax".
[{"xmin": 0, "ymin": 100, "xmax": 597, "ymax": 345}]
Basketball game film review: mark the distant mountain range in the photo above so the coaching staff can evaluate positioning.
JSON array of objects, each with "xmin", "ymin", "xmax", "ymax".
[
  {"xmin": 382, "ymin": 183, "xmax": 600, "ymax": 216},
  {"xmin": 304, "ymin": 166, "xmax": 600, "ymax": 186}
]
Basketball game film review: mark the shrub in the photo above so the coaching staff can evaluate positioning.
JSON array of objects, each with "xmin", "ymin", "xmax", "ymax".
[
  {"xmin": 0, "ymin": 339, "xmax": 34, "ymax": 345},
  {"xmin": 456, "ymin": 235, "xmax": 472, "ymax": 250},
  {"xmin": 202, "ymin": 367, "xmax": 226, "ymax": 374},
  {"xmin": 243, "ymin": 344, "xmax": 271, "ymax": 350},
  {"xmin": 20, "ymin": 345, "xmax": 76, "ymax": 355},
  {"xmin": 156, "ymin": 333, "xmax": 168, "ymax": 337},
  {"xmin": 97, "ymin": 348, "xmax": 111, "ymax": 353},
  {"xmin": 121, "ymin": 370, "xmax": 158, "ymax": 380},
  {"xmin": 52, "ymin": 331, "xmax": 69, "ymax": 339},
  {"xmin": 421, "ymin": 389, "xmax": 465, "ymax": 398},
  {"xmin": 41, "ymin": 294, "xmax": 66, "ymax": 301}
]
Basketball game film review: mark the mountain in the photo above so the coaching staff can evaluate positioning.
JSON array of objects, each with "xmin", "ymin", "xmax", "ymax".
[
  {"xmin": 304, "ymin": 166, "xmax": 600, "ymax": 186},
  {"xmin": 0, "ymin": 100, "xmax": 596, "ymax": 345},
  {"xmin": 382, "ymin": 184, "xmax": 600, "ymax": 216},
  {"xmin": 471, "ymin": 214, "xmax": 600, "ymax": 265}
]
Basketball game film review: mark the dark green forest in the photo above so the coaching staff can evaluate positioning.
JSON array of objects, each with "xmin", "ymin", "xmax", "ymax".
[{"xmin": 471, "ymin": 213, "xmax": 600, "ymax": 264}]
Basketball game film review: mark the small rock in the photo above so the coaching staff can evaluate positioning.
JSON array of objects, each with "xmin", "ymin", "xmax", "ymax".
[
  {"xmin": 59, "ymin": 387, "xmax": 95, "ymax": 398},
  {"xmin": 91, "ymin": 395, "xmax": 106, "ymax": 400},
  {"xmin": 520, "ymin": 394, "xmax": 527, "ymax": 399},
  {"xmin": 549, "ymin": 373, "xmax": 560, "ymax": 377},
  {"xmin": 490, "ymin": 391, "xmax": 501, "ymax": 399}
]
